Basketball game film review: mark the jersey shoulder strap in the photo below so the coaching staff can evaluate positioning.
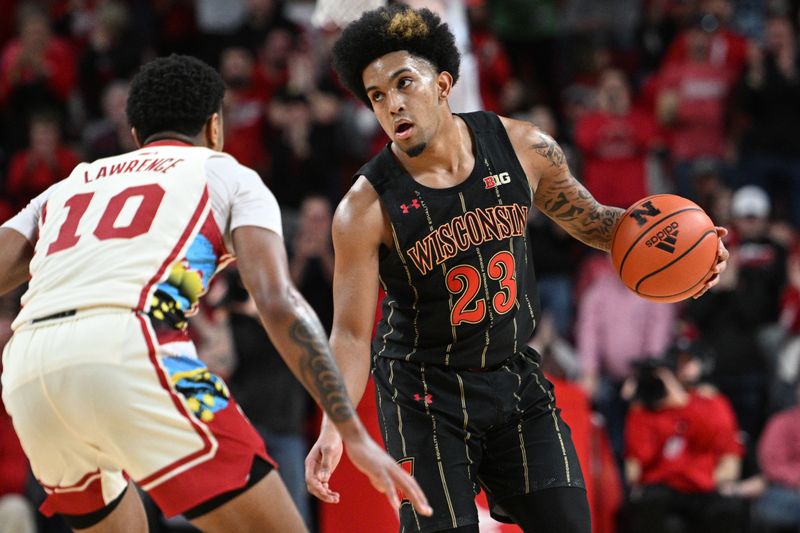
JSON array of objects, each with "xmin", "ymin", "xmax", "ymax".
[{"xmin": 354, "ymin": 146, "xmax": 401, "ymax": 195}]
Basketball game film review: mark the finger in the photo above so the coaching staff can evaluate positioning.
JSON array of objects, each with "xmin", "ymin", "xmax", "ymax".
[
  {"xmin": 307, "ymin": 477, "xmax": 339, "ymax": 502},
  {"xmin": 715, "ymin": 226, "xmax": 729, "ymax": 238},
  {"xmin": 382, "ymin": 477, "xmax": 401, "ymax": 511},
  {"xmin": 319, "ymin": 451, "xmax": 337, "ymax": 484},
  {"xmin": 393, "ymin": 469, "xmax": 432, "ymax": 516}
]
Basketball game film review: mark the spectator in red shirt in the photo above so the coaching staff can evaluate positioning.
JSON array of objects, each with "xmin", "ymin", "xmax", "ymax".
[
  {"xmin": 467, "ymin": 0, "xmax": 513, "ymax": 114},
  {"xmin": 220, "ymin": 46, "xmax": 269, "ymax": 175},
  {"xmin": 656, "ymin": 16, "xmax": 737, "ymax": 200},
  {"xmin": 6, "ymin": 112, "xmax": 81, "ymax": 210},
  {"xmin": 621, "ymin": 355, "xmax": 745, "ymax": 533},
  {"xmin": 575, "ymin": 68, "xmax": 661, "ymax": 209},
  {"xmin": 0, "ymin": 5, "xmax": 76, "ymax": 151},
  {"xmin": 661, "ymin": 0, "xmax": 748, "ymax": 77},
  {"xmin": 751, "ymin": 384, "xmax": 800, "ymax": 532}
]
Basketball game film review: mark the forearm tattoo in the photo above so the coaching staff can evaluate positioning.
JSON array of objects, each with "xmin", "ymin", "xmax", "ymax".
[
  {"xmin": 532, "ymin": 132, "xmax": 624, "ymax": 251},
  {"xmin": 289, "ymin": 314, "xmax": 355, "ymax": 423}
]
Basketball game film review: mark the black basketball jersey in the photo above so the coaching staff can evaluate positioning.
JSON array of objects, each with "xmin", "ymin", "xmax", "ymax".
[{"xmin": 358, "ymin": 111, "xmax": 539, "ymax": 369}]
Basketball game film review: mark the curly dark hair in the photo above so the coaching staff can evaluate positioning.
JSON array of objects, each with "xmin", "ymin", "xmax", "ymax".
[
  {"xmin": 126, "ymin": 54, "xmax": 225, "ymax": 143},
  {"xmin": 332, "ymin": 5, "xmax": 460, "ymax": 107}
]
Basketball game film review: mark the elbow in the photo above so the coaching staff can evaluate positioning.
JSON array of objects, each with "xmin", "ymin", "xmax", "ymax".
[{"xmin": 251, "ymin": 283, "xmax": 298, "ymax": 324}]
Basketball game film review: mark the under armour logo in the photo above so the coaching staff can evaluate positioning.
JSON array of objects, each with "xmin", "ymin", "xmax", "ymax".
[
  {"xmin": 400, "ymin": 199, "xmax": 421, "ymax": 214},
  {"xmin": 413, "ymin": 393, "xmax": 433, "ymax": 405}
]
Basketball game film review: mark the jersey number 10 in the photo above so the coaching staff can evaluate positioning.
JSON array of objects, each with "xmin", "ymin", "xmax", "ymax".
[
  {"xmin": 47, "ymin": 184, "xmax": 166, "ymax": 255},
  {"xmin": 446, "ymin": 251, "xmax": 517, "ymax": 326}
]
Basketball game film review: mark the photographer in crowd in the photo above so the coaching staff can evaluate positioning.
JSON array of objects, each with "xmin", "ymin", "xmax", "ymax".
[{"xmin": 620, "ymin": 348, "xmax": 745, "ymax": 533}]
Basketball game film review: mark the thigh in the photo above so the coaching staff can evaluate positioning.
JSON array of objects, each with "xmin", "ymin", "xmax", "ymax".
[
  {"xmin": 189, "ymin": 469, "xmax": 307, "ymax": 533},
  {"xmin": 496, "ymin": 487, "xmax": 590, "ymax": 533},
  {"xmin": 478, "ymin": 351, "xmax": 585, "ymax": 517},
  {"xmin": 373, "ymin": 358, "xmax": 488, "ymax": 532},
  {"xmin": 1, "ymin": 313, "xmax": 134, "ymax": 518}
]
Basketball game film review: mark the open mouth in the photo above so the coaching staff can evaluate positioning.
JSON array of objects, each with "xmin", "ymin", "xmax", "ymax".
[{"xmin": 395, "ymin": 122, "xmax": 414, "ymax": 139}]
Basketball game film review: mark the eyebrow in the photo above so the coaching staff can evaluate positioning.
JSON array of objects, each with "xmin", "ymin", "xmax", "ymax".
[{"xmin": 365, "ymin": 68, "xmax": 413, "ymax": 94}]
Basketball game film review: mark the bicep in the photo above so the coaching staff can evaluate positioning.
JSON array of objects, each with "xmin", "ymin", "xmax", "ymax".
[
  {"xmin": 231, "ymin": 226, "xmax": 291, "ymax": 304},
  {"xmin": 331, "ymin": 216, "xmax": 381, "ymax": 343}
]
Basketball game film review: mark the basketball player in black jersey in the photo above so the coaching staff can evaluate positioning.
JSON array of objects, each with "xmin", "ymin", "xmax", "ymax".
[{"xmin": 304, "ymin": 6, "xmax": 728, "ymax": 532}]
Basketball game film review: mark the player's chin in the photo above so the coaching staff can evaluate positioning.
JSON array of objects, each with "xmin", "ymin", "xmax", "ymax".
[{"xmin": 402, "ymin": 141, "xmax": 427, "ymax": 158}]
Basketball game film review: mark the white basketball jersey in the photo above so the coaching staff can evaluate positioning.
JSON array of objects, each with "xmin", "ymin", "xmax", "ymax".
[{"xmin": 15, "ymin": 145, "xmax": 224, "ymax": 327}]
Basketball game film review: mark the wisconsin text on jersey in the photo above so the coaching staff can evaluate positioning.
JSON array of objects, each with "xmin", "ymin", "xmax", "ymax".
[
  {"xmin": 83, "ymin": 156, "xmax": 185, "ymax": 182},
  {"xmin": 406, "ymin": 203, "xmax": 529, "ymax": 276}
]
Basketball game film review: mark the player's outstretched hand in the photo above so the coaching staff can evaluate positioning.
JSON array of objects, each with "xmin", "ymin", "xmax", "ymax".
[
  {"xmin": 344, "ymin": 434, "xmax": 433, "ymax": 516},
  {"xmin": 693, "ymin": 227, "xmax": 729, "ymax": 299},
  {"xmin": 305, "ymin": 427, "xmax": 344, "ymax": 504},
  {"xmin": 305, "ymin": 425, "xmax": 433, "ymax": 516}
]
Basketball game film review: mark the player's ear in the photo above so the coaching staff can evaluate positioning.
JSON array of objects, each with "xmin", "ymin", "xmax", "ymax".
[
  {"xmin": 206, "ymin": 112, "xmax": 224, "ymax": 151},
  {"xmin": 437, "ymin": 71, "xmax": 453, "ymax": 100},
  {"xmin": 131, "ymin": 127, "xmax": 142, "ymax": 148}
]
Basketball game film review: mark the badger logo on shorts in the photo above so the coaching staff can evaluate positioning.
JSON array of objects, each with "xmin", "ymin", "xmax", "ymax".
[{"xmin": 645, "ymin": 222, "xmax": 679, "ymax": 253}]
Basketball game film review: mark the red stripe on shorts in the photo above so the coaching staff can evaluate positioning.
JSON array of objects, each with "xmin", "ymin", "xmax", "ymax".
[{"xmin": 135, "ymin": 314, "xmax": 216, "ymax": 488}]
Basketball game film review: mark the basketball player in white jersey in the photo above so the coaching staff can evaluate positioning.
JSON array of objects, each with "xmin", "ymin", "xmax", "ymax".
[{"xmin": 0, "ymin": 54, "xmax": 431, "ymax": 532}]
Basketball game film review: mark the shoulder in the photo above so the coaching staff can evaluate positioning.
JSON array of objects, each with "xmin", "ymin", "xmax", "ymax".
[
  {"xmin": 498, "ymin": 116, "xmax": 566, "ymax": 164},
  {"xmin": 334, "ymin": 176, "xmax": 390, "ymax": 247},
  {"xmin": 498, "ymin": 115, "xmax": 542, "ymax": 146},
  {"xmin": 206, "ymin": 153, "xmax": 264, "ymax": 191}
]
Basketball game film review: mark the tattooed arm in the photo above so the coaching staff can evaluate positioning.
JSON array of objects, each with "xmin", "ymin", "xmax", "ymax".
[
  {"xmin": 233, "ymin": 226, "xmax": 359, "ymax": 427},
  {"xmin": 500, "ymin": 117, "xmax": 624, "ymax": 252},
  {"xmin": 233, "ymin": 225, "xmax": 431, "ymax": 513}
]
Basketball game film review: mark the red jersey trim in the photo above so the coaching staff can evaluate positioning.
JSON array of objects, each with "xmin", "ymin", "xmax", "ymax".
[
  {"xmin": 136, "ymin": 188, "xmax": 209, "ymax": 311},
  {"xmin": 135, "ymin": 314, "xmax": 217, "ymax": 488}
]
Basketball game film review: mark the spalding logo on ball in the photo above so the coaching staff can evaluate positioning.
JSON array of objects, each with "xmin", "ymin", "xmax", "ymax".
[{"xmin": 611, "ymin": 194, "xmax": 718, "ymax": 303}]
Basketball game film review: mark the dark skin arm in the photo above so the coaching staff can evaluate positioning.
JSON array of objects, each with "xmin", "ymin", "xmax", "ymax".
[
  {"xmin": 0, "ymin": 228, "xmax": 33, "ymax": 296},
  {"xmin": 304, "ymin": 178, "xmax": 395, "ymax": 504},
  {"xmin": 232, "ymin": 225, "xmax": 430, "ymax": 515},
  {"xmin": 499, "ymin": 117, "xmax": 728, "ymax": 296}
]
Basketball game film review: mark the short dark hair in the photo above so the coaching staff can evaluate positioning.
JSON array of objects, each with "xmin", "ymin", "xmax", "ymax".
[
  {"xmin": 126, "ymin": 54, "xmax": 225, "ymax": 142},
  {"xmin": 332, "ymin": 5, "xmax": 460, "ymax": 107}
]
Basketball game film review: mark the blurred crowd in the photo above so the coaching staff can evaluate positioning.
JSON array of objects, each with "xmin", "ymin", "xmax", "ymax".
[{"xmin": 1, "ymin": 0, "xmax": 800, "ymax": 532}]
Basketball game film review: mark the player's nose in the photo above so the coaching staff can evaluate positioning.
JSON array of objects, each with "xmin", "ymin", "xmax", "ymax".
[{"xmin": 387, "ymin": 90, "xmax": 405, "ymax": 114}]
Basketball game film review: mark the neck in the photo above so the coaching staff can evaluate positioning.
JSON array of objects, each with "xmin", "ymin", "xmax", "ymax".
[
  {"xmin": 393, "ymin": 112, "xmax": 472, "ymax": 177},
  {"xmin": 143, "ymin": 131, "xmax": 200, "ymax": 146}
]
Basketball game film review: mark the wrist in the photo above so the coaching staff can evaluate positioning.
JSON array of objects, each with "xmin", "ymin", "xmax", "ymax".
[{"xmin": 333, "ymin": 416, "xmax": 369, "ymax": 443}]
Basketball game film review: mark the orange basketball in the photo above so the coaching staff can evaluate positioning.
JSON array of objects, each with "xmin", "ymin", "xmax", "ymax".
[{"xmin": 611, "ymin": 194, "xmax": 718, "ymax": 303}]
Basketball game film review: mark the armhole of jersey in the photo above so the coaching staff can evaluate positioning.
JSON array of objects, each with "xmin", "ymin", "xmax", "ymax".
[
  {"xmin": 487, "ymin": 112, "xmax": 533, "ymax": 196},
  {"xmin": 356, "ymin": 148, "xmax": 395, "ymax": 195}
]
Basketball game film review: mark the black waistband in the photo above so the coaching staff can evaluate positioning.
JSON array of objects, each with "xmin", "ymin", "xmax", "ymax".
[{"xmin": 31, "ymin": 310, "xmax": 77, "ymax": 323}]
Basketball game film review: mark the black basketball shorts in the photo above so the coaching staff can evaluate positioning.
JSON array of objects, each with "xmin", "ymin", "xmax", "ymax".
[{"xmin": 372, "ymin": 347, "xmax": 585, "ymax": 532}]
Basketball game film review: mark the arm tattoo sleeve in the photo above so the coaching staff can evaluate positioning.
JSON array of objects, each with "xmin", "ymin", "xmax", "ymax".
[
  {"xmin": 530, "ymin": 132, "xmax": 566, "ymax": 168},
  {"xmin": 289, "ymin": 312, "xmax": 355, "ymax": 423},
  {"xmin": 531, "ymin": 132, "xmax": 624, "ymax": 251}
]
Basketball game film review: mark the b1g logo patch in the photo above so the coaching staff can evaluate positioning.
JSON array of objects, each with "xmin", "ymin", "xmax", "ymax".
[
  {"xmin": 396, "ymin": 457, "xmax": 415, "ymax": 506},
  {"xmin": 484, "ymin": 172, "xmax": 511, "ymax": 189}
]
